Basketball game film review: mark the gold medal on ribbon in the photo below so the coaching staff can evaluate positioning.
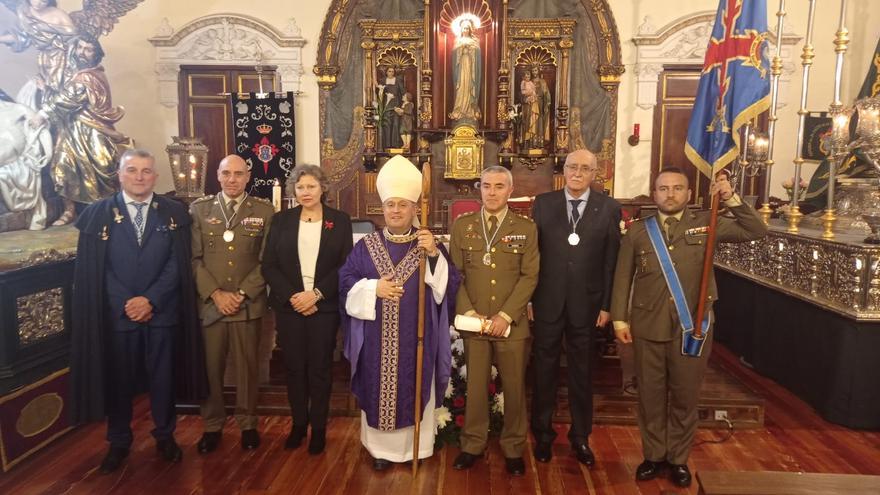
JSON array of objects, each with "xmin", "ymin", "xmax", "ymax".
[{"xmin": 223, "ymin": 230, "xmax": 234, "ymax": 242}]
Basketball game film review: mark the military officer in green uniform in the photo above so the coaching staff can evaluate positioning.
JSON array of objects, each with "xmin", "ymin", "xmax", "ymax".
[
  {"xmin": 190, "ymin": 154, "xmax": 275, "ymax": 453},
  {"xmin": 610, "ymin": 168, "xmax": 766, "ymax": 487},
  {"xmin": 450, "ymin": 165, "xmax": 539, "ymax": 476}
]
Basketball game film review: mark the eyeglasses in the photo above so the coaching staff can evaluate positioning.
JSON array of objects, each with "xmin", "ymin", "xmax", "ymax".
[{"xmin": 564, "ymin": 164, "xmax": 599, "ymax": 174}]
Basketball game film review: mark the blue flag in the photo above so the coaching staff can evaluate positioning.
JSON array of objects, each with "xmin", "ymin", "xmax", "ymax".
[{"xmin": 685, "ymin": 0, "xmax": 771, "ymax": 177}]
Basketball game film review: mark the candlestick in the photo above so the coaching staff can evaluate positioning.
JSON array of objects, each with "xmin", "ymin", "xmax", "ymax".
[
  {"xmin": 822, "ymin": 0, "xmax": 850, "ymax": 239},
  {"xmin": 760, "ymin": 0, "xmax": 788, "ymax": 225},
  {"xmin": 788, "ymin": 0, "xmax": 817, "ymax": 233}
]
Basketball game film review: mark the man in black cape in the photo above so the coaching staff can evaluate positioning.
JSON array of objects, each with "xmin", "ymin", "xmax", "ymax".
[{"xmin": 69, "ymin": 148, "xmax": 205, "ymax": 473}]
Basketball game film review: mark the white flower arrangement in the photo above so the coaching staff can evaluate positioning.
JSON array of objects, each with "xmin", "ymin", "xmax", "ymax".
[
  {"xmin": 445, "ymin": 380, "xmax": 454, "ymax": 399},
  {"xmin": 492, "ymin": 392, "xmax": 504, "ymax": 413},
  {"xmin": 435, "ymin": 406, "xmax": 452, "ymax": 428},
  {"xmin": 458, "ymin": 364, "xmax": 467, "ymax": 379},
  {"xmin": 619, "ymin": 219, "xmax": 628, "ymax": 235},
  {"xmin": 490, "ymin": 365, "xmax": 498, "ymax": 380}
]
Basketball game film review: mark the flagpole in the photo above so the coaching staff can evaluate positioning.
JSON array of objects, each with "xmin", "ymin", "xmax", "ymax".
[
  {"xmin": 412, "ymin": 161, "xmax": 431, "ymax": 479},
  {"xmin": 787, "ymin": 0, "xmax": 818, "ymax": 233},
  {"xmin": 822, "ymin": 0, "xmax": 851, "ymax": 239},
  {"xmin": 759, "ymin": 0, "xmax": 788, "ymax": 225}
]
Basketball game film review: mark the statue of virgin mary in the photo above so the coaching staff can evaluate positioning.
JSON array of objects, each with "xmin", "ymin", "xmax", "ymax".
[{"xmin": 448, "ymin": 18, "xmax": 481, "ymax": 125}]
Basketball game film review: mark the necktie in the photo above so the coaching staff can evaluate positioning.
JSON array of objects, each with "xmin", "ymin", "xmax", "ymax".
[
  {"xmin": 228, "ymin": 199, "xmax": 238, "ymax": 215},
  {"xmin": 488, "ymin": 215, "xmax": 498, "ymax": 237},
  {"xmin": 570, "ymin": 199, "xmax": 583, "ymax": 229},
  {"xmin": 664, "ymin": 216, "xmax": 678, "ymax": 240},
  {"xmin": 133, "ymin": 202, "xmax": 147, "ymax": 245}
]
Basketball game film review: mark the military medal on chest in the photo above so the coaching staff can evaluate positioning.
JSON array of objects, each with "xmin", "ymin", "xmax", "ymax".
[
  {"xmin": 568, "ymin": 233, "xmax": 580, "ymax": 246},
  {"xmin": 218, "ymin": 192, "xmax": 247, "ymax": 243},
  {"xmin": 480, "ymin": 208, "xmax": 507, "ymax": 266}
]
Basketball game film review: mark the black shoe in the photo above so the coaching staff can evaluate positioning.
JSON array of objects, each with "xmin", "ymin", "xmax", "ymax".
[
  {"xmin": 308, "ymin": 428, "xmax": 326, "ymax": 455},
  {"xmin": 534, "ymin": 442, "xmax": 552, "ymax": 463},
  {"xmin": 505, "ymin": 457, "xmax": 525, "ymax": 476},
  {"xmin": 156, "ymin": 438, "xmax": 182, "ymax": 463},
  {"xmin": 285, "ymin": 426, "xmax": 307, "ymax": 450},
  {"xmin": 98, "ymin": 446, "xmax": 129, "ymax": 474},
  {"xmin": 669, "ymin": 464, "xmax": 692, "ymax": 487},
  {"xmin": 453, "ymin": 452, "xmax": 479, "ymax": 470},
  {"xmin": 635, "ymin": 459, "xmax": 666, "ymax": 481},
  {"xmin": 373, "ymin": 458, "xmax": 392, "ymax": 471},
  {"xmin": 572, "ymin": 443, "xmax": 595, "ymax": 467},
  {"xmin": 197, "ymin": 431, "xmax": 221, "ymax": 454},
  {"xmin": 241, "ymin": 429, "xmax": 260, "ymax": 450}
]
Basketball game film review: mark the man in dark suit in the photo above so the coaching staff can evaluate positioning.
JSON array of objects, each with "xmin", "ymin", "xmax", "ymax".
[
  {"xmin": 610, "ymin": 168, "xmax": 766, "ymax": 487},
  {"xmin": 70, "ymin": 149, "xmax": 203, "ymax": 474},
  {"xmin": 530, "ymin": 149, "xmax": 621, "ymax": 466}
]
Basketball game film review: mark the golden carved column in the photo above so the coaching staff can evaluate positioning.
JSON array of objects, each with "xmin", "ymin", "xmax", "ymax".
[
  {"xmin": 496, "ymin": 0, "xmax": 511, "ymax": 138},
  {"xmin": 362, "ymin": 38, "xmax": 378, "ymax": 158},
  {"xmin": 556, "ymin": 37, "xmax": 573, "ymax": 156},
  {"xmin": 419, "ymin": 0, "xmax": 433, "ymax": 136}
]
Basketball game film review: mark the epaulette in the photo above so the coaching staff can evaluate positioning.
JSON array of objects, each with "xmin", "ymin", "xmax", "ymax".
[
  {"xmin": 515, "ymin": 212, "xmax": 534, "ymax": 223},
  {"xmin": 456, "ymin": 210, "xmax": 477, "ymax": 219},
  {"xmin": 191, "ymin": 194, "xmax": 215, "ymax": 204},
  {"xmin": 250, "ymin": 196, "xmax": 272, "ymax": 205}
]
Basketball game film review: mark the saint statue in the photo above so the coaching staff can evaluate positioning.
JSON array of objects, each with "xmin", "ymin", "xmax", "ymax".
[
  {"xmin": 30, "ymin": 35, "xmax": 132, "ymax": 225},
  {"xmin": 396, "ymin": 92, "xmax": 414, "ymax": 151},
  {"xmin": 519, "ymin": 70, "xmax": 540, "ymax": 149},
  {"xmin": 0, "ymin": 0, "xmax": 142, "ymax": 230},
  {"xmin": 449, "ymin": 18, "xmax": 481, "ymax": 125},
  {"xmin": 530, "ymin": 65, "xmax": 552, "ymax": 148},
  {"xmin": 376, "ymin": 66, "xmax": 405, "ymax": 151}
]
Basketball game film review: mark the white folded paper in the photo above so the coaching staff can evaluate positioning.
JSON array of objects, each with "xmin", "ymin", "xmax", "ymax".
[{"xmin": 454, "ymin": 314, "xmax": 511, "ymax": 338}]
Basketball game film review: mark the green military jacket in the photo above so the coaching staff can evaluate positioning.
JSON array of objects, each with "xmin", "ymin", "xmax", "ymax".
[
  {"xmin": 450, "ymin": 209, "xmax": 540, "ymax": 341},
  {"xmin": 190, "ymin": 193, "xmax": 275, "ymax": 322},
  {"xmin": 610, "ymin": 203, "xmax": 767, "ymax": 342}
]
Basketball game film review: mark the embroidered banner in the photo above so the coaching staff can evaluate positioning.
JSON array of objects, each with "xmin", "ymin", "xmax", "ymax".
[{"xmin": 230, "ymin": 92, "xmax": 296, "ymax": 199}]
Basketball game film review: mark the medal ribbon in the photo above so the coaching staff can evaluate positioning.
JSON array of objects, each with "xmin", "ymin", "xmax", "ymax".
[
  {"xmin": 480, "ymin": 207, "xmax": 508, "ymax": 260},
  {"xmin": 218, "ymin": 192, "xmax": 248, "ymax": 235}
]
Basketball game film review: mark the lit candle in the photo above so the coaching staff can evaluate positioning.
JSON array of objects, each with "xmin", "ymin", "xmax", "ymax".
[
  {"xmin": 833, "ymin": 112, "xmax": 851, "ymax": 141},
  {"xmin": 272, "ymin": 178, "xmax": 282, "ymax": 212}
]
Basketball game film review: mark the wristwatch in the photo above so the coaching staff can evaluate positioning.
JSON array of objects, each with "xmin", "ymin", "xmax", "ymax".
[
  {"xmin": 313, "ymin": 288, "xmax": 324, "ymax": 301},
  {"xmin": 237, "ymin": 289, "xmax": 248, "ymax": 298}
]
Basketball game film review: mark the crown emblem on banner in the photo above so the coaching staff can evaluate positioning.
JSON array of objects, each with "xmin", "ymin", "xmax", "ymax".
[{"xmin": 256, "ymin": 124, "xmax": 273, "ymax": 135}]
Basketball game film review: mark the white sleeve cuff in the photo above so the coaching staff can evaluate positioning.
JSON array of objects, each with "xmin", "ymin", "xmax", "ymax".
[
  {"xmin": 425, "ymin": 254, "xmax": 449, "ymax": 304},
  {"xmin": 345, "ymin": 278, "xmax": 378, "ymax": 321}
]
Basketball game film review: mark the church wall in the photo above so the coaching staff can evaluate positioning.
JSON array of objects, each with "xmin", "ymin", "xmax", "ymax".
[{"xmin": 0, "ymin": 1, "xmax": 876, "ymax": 200}]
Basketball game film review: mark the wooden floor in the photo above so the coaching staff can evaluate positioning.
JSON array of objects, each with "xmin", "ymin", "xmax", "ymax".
[{"xmin": 2, "ymin": 344, "xmax": 879, "ymax": 495}]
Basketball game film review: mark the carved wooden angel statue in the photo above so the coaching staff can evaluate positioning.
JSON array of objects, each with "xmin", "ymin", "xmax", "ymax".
[{"xmin": 0, "ymin": 0, "xmax": 141, "ymax": 228}]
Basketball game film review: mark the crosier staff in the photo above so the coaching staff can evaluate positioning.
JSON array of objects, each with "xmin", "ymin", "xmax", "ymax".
[{"xmin": 412, "ymin": 161, "xmax": 431, "ymax": 478}]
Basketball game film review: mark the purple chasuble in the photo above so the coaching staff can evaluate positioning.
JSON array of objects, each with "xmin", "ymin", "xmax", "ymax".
[{"xmin": 340, "ymin": 231, "xmax": 459, "ymax": 430}]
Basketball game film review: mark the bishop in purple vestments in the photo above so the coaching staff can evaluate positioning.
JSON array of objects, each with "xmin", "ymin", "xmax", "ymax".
[{"xmin": 339, "ymin": 156, "xmax": 459, "ymax": 469}]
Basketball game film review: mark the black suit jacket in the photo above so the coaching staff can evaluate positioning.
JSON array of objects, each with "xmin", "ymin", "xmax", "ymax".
[
  {"xmin": 531, "ymin": 189, "xmax": 622, "ymax": 326},
  {"xmin": 261, "ymin": 205, "xmax": 353, "ymax": 314}
]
